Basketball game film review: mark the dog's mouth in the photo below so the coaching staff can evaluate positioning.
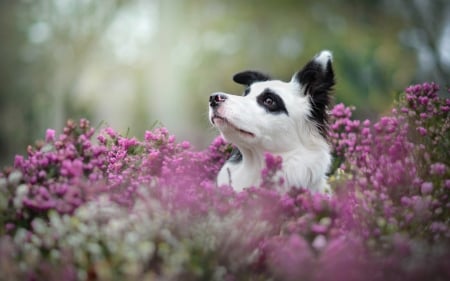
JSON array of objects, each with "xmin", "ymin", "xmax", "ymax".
[{"xmin": 211, "ymin": 115, "xmax": 255, "ymax": 138}]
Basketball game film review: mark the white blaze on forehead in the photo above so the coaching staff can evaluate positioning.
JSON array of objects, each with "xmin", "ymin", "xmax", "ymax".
[
  {"xmin": 314, "ymin": 50, "xmax": 333, "ymax": 70},
  {"xmin": 249, "ymin": 80, "xmax": 297, "ymax": 95}
]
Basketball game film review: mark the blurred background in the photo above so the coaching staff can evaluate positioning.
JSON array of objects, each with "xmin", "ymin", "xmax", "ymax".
[{"xmin": 1, "ymin": 0, "xmax": 449, "ymax": 166}]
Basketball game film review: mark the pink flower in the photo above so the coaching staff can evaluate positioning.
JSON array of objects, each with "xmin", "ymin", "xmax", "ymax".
[
  {"xmin": 105, "ymin": 127, "xmax": 117, "ymax": 138},
  {"xmin": 430, "ymin": 163, "xmax": 446, "ymax": 175},
  {"xmin": 265, "ymin": 235, "xmax": 314, "ymax": 281},
  {"xmin": 421, "ymin": 182, "xmax": 433, "ymax": 194},
  {"xmin": 45, "ymin": 129, "xmax": 56, "ymax": 142},
  {"xmin": 14, "ymin": 155, "xmax": 24, "ymax": 168},
  {"xmin": 2, "ymin": 83, "xmax": 449, "ymax": 281},
  {"xmin": 417, "ymin": 127, "xmax": 427, "ymax": 136}
]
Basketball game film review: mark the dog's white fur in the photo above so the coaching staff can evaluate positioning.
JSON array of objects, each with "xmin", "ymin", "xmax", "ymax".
[{"xmin": 209, "ymin": 51, "xmax": 334, "ymax": 193}]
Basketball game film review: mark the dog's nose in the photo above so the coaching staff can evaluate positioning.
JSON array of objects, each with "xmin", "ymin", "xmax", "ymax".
[{"xmin": 209, "ymin": 93, "xmax": 228, "ymax": 107}]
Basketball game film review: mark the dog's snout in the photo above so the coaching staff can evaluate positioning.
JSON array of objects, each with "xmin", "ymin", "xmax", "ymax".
[{"xmin": 209, "ymin": 93, "xmax": 228, "ymax": 107}]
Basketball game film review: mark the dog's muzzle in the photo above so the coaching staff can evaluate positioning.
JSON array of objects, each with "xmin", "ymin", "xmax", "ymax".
[{"xmin": 209, "ymin": 93, "xmax": 228, "ymax": 108}]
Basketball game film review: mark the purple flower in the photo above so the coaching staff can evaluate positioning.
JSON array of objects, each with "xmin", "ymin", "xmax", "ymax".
[
  {"xmin": 445, "ymin": 180, "xmax": 450, "ymax": 189},
  {"xmin": 430, "ymin": 163, "xmax": 446, "ymax": 175},
  {"xmin": 45, "ymin": 129, "xmax": 56, "ymax": 142},
  {"xmin": 264, "ymin": 235, "xmax": 314, "ymax": 281},
  {"xmin": 417, "ymin": 126, "xmax": 427, "ymax": 136},
  {"xmin": 105, "ymin": 127, "xmax": 117, "ymax": 138},
  {"xmin": 14, "ymin": 155, "xmax": 24, "ymax": 168},
  {"xmin": 420, "ymin": 182, "xmax": 433, "ymax": 194},
  {"xmin": 1, "ymin": 81, "xmax": 449, "ymax": 281}
]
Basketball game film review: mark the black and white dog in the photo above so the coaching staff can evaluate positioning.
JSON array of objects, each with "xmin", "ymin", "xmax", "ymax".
[{"xmin": 209, "ymin": 51, "xmax": 334, "ymax": 193}]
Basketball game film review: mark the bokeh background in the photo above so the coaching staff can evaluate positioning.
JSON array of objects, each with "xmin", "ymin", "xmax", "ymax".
[{"xmin": 1, "ymin": 0, "xmax": 449, "ymax": 167}]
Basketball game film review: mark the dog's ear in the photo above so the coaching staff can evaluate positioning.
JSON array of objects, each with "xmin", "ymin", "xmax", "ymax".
[
  {"xmin": 233, "ymin": 71, "xmax": 271, "ymax": 86},
  {"xmin": 292, "ymin": 50, "xmax": 335, "ymax": 137},
  {"xmin": 292, "ymin": 50, "xmax": 335, "ymax": 96}
]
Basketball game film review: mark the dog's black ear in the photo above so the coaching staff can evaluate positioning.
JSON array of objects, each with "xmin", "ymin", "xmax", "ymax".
[
  {"xmin": 293, "ymin": 50, "xmax": 335, "ymax": 137},
  {"xmin": 233, "ymin": 71, "xmax": 271, "ymax": 86},
  {"xmin": 293, "ymin": 50, "xmax": 335, "ymax": 96}
]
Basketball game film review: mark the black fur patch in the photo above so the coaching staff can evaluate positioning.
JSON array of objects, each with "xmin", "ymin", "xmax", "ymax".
[
  {"xmin": 233, "ymin": 71, "xmax": 271, "ymax": 86},
  {"xmin": 257, "ymin": 89, "xmax": 289, "ymax": 115},
  {"xmin": 295, "ymin": 59, "xmax": 335, "ymax": 138}
]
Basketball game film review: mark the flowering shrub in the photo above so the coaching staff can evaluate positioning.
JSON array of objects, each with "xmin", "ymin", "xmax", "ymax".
[{"xmin": 0, "ymin": 83, "xmax": 449, "ymax": 280}]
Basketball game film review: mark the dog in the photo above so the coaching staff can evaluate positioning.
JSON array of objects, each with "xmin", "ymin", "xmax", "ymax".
[{"xmin": 209, "ymin": 50, "xmax": 334, "ymax": 193}]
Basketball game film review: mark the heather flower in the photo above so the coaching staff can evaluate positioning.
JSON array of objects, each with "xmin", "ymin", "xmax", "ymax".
[
  {"xmin": 417, "ymin": 126, "xmax": 427, "ymax": 136},
  {"xmin": 0, "ymin": 82, "xmax": 449, "ymax": 280},
  {"xmin": 45, "ymin": 129, "xmax": 56, "ymax": 142},
  {"xmin": 260, "ymin": 152, "xmax": 284, "ymax": 189},
  {"xmin": 316, "ymin": 236, "xmax": 371, "ymax": 281},
  {"xmin": 264, "ymin": 235, "xmax": 314, "ymax": 281},
  {"xmin": 430, "ymin": 162, "xmax": 446, "ymax": 175},
  {"xmin": 421, "ymin": 182, "xmax": 433, "ymax": 194}
]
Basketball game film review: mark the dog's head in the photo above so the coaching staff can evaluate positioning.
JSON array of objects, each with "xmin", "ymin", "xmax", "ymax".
[{"xmin": 209, "ymin": 50, "xmax": 334, "ymax": 153}]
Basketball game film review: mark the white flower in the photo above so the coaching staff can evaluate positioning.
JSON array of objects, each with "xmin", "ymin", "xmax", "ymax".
[
  {"xmin": 8, "ymin": 170, "xmax": 22, "ymax": 185},
  {"xmin": 312, "ymin": 235, "xmax": 327, "ymax": 250},
  {"xmin": 13, "ymin": 184, "xmax": 29, "ymax": 208}
]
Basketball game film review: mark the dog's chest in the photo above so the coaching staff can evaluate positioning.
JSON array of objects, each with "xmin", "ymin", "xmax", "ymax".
[
  {"xmin": 217, "ymin": 159, "xmax": 262, "ymax": 192},
  {"xmin": 216, "ymin": 149, "xmax": 331, "ymax": 193}
]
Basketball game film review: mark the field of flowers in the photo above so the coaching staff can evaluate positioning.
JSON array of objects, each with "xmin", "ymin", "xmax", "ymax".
[{"xmin": 0, "ymin": 83, "xmax": 449, "ymax": 281}]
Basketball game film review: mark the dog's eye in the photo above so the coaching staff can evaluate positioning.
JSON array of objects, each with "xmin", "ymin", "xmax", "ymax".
[
  {"xmin": 264, "ymin": 97, "xmax": 275, "ymax": 106},
  {"xmin": 257, "ymin": 89, "xmax": 288, "ymax": 115}
]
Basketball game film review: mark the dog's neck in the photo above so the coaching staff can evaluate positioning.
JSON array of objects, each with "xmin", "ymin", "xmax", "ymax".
[
  {"xmin": 222, "ymin": 146, "xmax": 265, "ymax": 189},
  {"xmin": 239, "ymin": 146, "xmax": 265, "ymax": 173}
]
